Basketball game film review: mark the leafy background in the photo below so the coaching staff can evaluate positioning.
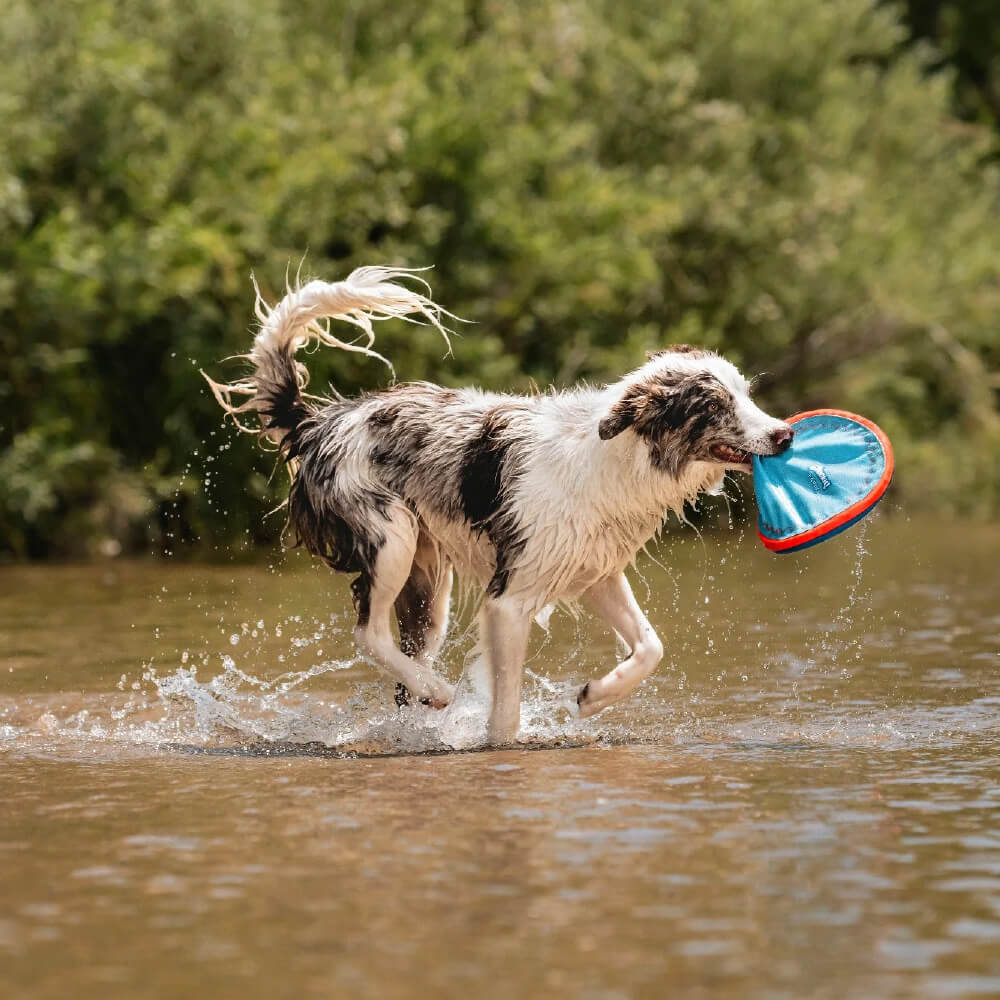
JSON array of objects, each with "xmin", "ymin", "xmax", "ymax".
[{"xmin": 1, "ymin": 0, "xmax": 998, "ymax": 559}]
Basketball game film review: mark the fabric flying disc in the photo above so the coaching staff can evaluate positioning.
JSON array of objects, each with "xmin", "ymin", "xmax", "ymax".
[{"xmin": 753, "ymin": 410, "xmax": 893, "ymax": 553}]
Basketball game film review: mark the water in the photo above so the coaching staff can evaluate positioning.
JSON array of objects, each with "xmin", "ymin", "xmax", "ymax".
[{"xmin": 2, "ymin": 515, "xmax": 999, "ymax": 998}]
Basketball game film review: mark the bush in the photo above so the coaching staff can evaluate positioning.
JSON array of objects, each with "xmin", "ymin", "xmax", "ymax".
[{"xmin": 1, "ymin": 0, "xmax": 998, "ymax": 557}]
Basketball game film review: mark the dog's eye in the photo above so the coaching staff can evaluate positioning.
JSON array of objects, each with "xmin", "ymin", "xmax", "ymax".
[{"xmin": 707, "ymin": 402, "xmax": 719, "ymax": 413}]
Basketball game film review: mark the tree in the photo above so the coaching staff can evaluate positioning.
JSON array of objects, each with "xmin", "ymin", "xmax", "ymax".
[
  {"xmin": 899, "ymin": 0, "xmax": 1000, "ymax": 130},
  {"xmin": 1, "ymin": 0, "xmax": 998, "ymax": 557}
]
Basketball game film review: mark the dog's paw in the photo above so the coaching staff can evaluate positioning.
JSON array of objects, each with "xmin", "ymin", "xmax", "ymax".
[
  {"xmin": 576, "ymin": 681, "xmax": 610, "ymax": 719},
  {"xmin": 576, "ymin": 682, "xmax": 599, "ymax": 718},
  {"xmin": 396, "ymin": 681, "xmax": 454, "ymax": 711},
  {"xmin": 419, "ymin": 696, "xmax": 450, "ymax": 711},
  {"xmin": 420, "ymin": 679, "xmax": 455, "ymax": 710}
]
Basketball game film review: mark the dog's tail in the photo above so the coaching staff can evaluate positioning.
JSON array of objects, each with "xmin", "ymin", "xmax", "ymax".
[{"xmin": 203, "ymin": 266, "xmax": 453, "ymax": 448}]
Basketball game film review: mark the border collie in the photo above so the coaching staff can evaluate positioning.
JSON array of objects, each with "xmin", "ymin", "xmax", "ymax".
[{"xmin": 206, "ymin": 267, "xmax": 792, "ymax": 744}]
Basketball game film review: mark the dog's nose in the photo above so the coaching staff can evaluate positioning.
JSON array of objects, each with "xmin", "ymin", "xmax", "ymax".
[{"xmin": 771, "ymin": 426, "xmax": 794, "ymax": 452}]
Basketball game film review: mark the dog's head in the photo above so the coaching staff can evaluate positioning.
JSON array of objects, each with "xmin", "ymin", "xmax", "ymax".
[{"xmin": 598, "ymin": 345, "xmax": 792, "ymax": 476}]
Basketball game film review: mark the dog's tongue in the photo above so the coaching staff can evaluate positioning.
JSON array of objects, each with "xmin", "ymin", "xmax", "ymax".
[{"xmin": 752, "ymin": 410, "xmax": 893, "ymax": 553}]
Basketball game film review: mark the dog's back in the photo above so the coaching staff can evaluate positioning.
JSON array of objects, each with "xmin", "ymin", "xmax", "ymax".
[{"xmin": 287, "ymin": 383, "xmax": 515, "ymax": 594}]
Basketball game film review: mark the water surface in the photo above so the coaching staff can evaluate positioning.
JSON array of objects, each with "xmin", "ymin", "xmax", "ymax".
[{"xmin": 2, "ymin": 515, "xmax": 999, "ymax": 998}]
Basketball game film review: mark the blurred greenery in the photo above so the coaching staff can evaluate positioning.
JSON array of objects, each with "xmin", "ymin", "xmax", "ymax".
[
  {"xmin": 899, "ymin": 0, "xmax": 1000, "ymax": 131},
  {"xmin": 1, "ymin": 0, "xmax": 998, "ymax": 559}
]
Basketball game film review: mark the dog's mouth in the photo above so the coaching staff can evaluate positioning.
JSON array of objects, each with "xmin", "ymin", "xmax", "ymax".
[{"xmin": 709, "ymin": 443, "xmax": 752, "ymax": 468}]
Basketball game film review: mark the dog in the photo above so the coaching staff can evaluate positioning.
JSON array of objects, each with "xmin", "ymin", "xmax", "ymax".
[{"xmin": 206, "ymin": 266, "xmax": 793, "ymax": 745}]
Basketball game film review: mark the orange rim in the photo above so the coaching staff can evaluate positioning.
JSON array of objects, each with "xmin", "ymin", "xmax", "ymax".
[{"xmin": 757, "ymin": 409, "xmax": 894, "ymax": 552}]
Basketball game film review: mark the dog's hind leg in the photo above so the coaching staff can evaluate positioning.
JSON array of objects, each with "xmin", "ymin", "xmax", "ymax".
[
  {"xmin": 576, "ymin": 573, "xmax": 664, "ymax": 719},
  {"xmin": 393, "ymin": 553, "xmax": 453, "ymax": 707},
  {"xmin": 481, "ymin": 597, "xmax": 532, "ymax": 746},
  {"xmin": 419, "ymin": 562, "xmax": 453, "ymax": 665},
  {"xmin": 354, "ymin": 510, "xmax": 455, "ymax": 709},
  {"xmin": 395, "ymin": 533, "xmax": 453, "ymax": 665}
]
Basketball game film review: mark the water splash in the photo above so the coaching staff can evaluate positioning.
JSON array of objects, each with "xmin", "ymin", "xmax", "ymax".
[
  {"xmin": 39, "ymin": 607, "xmax": 616, "ymax": 756},
  {"xmin": 809, "ymin": 519, "xmax": 875, "ymax": 672}
]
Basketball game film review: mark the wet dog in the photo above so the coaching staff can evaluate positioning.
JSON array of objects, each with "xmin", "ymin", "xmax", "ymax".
[{"xmin": 206, "ymin": 267, "xmax": 792, "ymax": 744}]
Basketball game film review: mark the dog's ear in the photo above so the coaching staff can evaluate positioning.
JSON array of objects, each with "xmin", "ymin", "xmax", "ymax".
[
  {"xmin": 598, "ymin": 383, "xmax": 661, "ymax": 440},
  {"xmin": 599, "ymin": 376, "xmax": 706, "ymax": 441},
  {"xmin": 598, "ymin": 392, "xmax": 639, "ymax": 439}
]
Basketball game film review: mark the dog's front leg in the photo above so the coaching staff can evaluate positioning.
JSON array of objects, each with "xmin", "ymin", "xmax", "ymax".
[
  {"xmin": 577, "ymin": 573, "xmax": 664, "ymax": 718},
  {"xmin": 481, "ymin": 598, "xmax": 531, "ymax": 746}
]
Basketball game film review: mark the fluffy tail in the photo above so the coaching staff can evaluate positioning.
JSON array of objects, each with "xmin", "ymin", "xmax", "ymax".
[{"xmin": 203, "ymin": 266, "xmax": 454, "ymax": 447}]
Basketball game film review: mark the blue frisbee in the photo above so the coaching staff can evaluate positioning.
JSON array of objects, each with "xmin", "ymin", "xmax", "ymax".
[{"xmin": 753, "ymin": 409, "xmax": 894, "ymax": 553}]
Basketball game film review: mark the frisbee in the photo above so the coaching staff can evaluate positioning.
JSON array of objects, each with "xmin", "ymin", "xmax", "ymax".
[{"xmin": 753, "ymin": 409, "xmax": 893, "ymax": 553}]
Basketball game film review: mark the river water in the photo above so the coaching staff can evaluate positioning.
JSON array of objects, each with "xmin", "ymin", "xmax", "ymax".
[{"xmin": 2, "ymin": 514, "xmax": 999, "ymax": 998}]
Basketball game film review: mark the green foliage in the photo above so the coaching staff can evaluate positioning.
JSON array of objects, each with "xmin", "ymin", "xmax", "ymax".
[
  {"xmin": 900, "ymin": 0, "xmax": 1000, "ymax": 131},
  {"xmin": 1, "ymin": 0, "xmax": 999, "ymax": 558}
]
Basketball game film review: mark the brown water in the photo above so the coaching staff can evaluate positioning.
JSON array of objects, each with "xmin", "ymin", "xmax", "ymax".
[{"xmin": 2, "ymin": 515, "xmax": 1000, "ymax": 998}]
